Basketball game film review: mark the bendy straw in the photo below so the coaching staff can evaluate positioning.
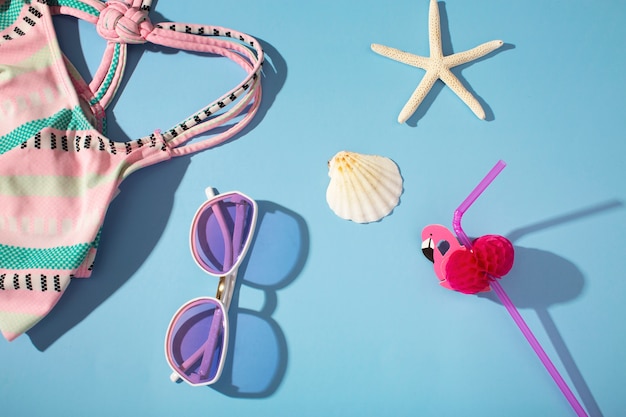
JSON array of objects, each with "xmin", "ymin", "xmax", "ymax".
[{"xmin": 452, "ymin": 160, "xmax": 587, "ymax": 417}]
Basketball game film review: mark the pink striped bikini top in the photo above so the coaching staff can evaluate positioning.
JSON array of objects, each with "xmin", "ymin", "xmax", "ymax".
[{"xmin": 0, "ymin": 0, "xmax": 263, "ymax": 341}]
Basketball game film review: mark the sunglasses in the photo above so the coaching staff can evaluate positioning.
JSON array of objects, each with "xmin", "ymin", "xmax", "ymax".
[{"xmin": 165, "ymin": 188, "xmax": 258, "ymax": 387}]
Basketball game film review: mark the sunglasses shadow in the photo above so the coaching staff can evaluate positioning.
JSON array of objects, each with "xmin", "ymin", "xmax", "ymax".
[{"xmin": 211, "ymin": 200, "xmax": 309, "ymax": 398}]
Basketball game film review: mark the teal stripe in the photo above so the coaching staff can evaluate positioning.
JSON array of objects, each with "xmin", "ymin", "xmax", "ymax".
[
  {"xmin": 44, "ymin": 0, "xmax": 99, "ymax": 17},
  {"xmin": 0, "ymin": 242, "xmax": 92, "ymax": 270},
  {"xmin": 1, "ymin": 1, "xmax": 99, "ymax": 32},
  {"xmin": 0, "ymin": 106, "xmax": 94, "ymax": 155},
  {"xmin": 93, "ymin": 229, "xmax": 102, "ymax": 249},
  {"xmin": 0, "ymin": 0, "xmax": 23, "ymax": 31},
  {"xmin": 90, "ymin": 43, "xmax": 121, "ymax": 106}
]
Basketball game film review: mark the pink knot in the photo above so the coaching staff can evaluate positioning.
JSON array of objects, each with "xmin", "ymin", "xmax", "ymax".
[{"xmin": 96, "ymin": 2, "xmax": 152, "ymax": 44}]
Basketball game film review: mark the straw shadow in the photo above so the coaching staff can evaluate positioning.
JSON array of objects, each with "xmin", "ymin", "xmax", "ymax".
[
  {"xmin": 479, "ymin": 247, "xmax": 602, "ymax": 417},
  {"xmin": 507, "ymin": 200, "xmax": 623, "ymax": 244},
  {"xmin": 475, "ymin": 200, "xmax": 624, "ymax": 417},
  {"xmin": 212, "ymin": 201, "xmax": 309, "ymax": 398},
  {"xmin": 405, "ymin": 1, "xmax": 512, "ymax": 126}
]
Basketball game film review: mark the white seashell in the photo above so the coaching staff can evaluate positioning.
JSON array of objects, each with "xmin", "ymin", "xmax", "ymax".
[{"xmin": 326, "ymin": 151, "xmax": 403, "ymax": 223}]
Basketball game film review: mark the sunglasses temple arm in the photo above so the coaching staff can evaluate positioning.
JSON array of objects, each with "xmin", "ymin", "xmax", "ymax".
[
  {"xmin": 218, "ymin": 201, "xmax": 247, "ymax": 311},
  {"xmin": 169, "ymin": 308, "xmax": 225, "ymax": 383},
  {"xmin": 198, "ymin": 307, "xmax": 224, "ymax": 378},
  {"xmin": 170, "ymin": 339, "xmax": 210, "ymax": 382},
  {"xmin": 213, "ymin": 199, "xmax": 234, "ymax": 271},
  {"xmin": 231, "ymin": 201, "xmax": 246, "ymax": 264},
  {"xmin": 452, "ymin": 160, "xmax": 506, "ymax": 249}
]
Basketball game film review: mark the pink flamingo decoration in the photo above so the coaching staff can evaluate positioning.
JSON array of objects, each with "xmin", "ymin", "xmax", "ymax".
[
  {"xmin": 421, "ymin": 224, "xmax": 514, "ymax": 294},
  {"xmin": 421, "ymin": 160, "xmax": 588, "ymax": 417}
]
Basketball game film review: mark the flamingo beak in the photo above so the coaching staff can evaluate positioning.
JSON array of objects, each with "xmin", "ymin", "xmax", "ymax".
[{"xmin": 421, "ymin": 236, "xmax": 435, "ymax": 263}]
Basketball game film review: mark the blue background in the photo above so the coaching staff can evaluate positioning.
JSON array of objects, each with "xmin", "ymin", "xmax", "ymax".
[{"xmin": 1, "ymin": 1, "xmax": 625, "ymax": 416}]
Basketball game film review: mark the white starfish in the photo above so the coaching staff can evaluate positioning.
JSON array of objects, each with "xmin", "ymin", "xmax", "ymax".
[{"xmin": 371, "ymin": 0, "xmax": 503, "ymax": 123}]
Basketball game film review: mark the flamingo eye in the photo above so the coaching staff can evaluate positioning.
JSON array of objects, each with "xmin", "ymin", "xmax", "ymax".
[{"xmin": 437, "ymin": 240, "xmax": 450, "ymax": 256}]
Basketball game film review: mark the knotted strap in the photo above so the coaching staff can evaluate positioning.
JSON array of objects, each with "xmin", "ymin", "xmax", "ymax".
[
  {"xmin": 47, "ymin": 0, "xmax": 263, "ymax": 156},
  {"xmin": 96, "ymin": 0, "xmax": 152, "ymax": 44}
]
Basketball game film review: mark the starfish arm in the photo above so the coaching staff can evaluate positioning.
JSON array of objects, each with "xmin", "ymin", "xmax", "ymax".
[
  {"xmin": 371, "ymin": 43, "xmax": 430, "ymax": 69},
  {"xmin": 444, "ymin": 40, "xmax": 504, "ymax": 68},
  {"xmin": 398, "ymin": 70, "xmax": 439, "ymax": 124},
  {"xmin": 439, "ymin": 68, "xmax": 486, "ymax": 119},
  {"xmin": 428, "ymin": 0, "xmax": 443, "ymax": 59}
]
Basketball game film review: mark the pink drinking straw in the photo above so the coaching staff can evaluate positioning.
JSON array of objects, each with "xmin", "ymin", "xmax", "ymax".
[{"xmin": 453, "ymin": 160, "xmax": 588, "ymax": 417}]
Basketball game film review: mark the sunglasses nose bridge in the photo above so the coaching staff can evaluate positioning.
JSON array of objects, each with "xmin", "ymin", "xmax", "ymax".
[
  {"xmin": 216, "ymin": 276, "xmax": 226, "ymax": 300},
  {"xmin": 215, "ymin": 271, "xmax": 237, "ymax": 311}
]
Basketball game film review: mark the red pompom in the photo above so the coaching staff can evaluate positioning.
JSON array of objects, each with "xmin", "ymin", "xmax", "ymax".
[
  {"xmin": 445, "ymin": 249, "xmax": 490, "ymax": 294},
  {"xmin": 444, "ymin": 234, "xmax": 514, "ymax": 294},
  {"xmin": 473, "ymin": 234, "xmax": 514, "ymax": 278}
]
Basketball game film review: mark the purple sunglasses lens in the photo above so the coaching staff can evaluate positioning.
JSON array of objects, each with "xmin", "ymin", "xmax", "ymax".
[
  {"xmin": 166, "ymin": 299, "xmax": 227, "ymax": 385},
  {"xmin": 192, "ymin": 193, "xmax": 255, "ymax": 275}
]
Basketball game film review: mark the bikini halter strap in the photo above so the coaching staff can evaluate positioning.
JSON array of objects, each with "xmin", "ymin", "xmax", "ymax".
[{"xmin": 46, "ymin": 0, "xmax": 263, "ymax": 157}]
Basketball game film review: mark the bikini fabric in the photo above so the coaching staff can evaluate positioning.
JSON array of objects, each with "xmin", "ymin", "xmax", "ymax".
[{"xmin": 0, "ymin": 0, "xmax": 263, "ymax": 341}]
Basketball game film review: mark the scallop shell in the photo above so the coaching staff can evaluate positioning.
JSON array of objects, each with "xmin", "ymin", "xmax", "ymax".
[{"xmin": 326, "ymin": 151, "xmax": 403, "ymax": 223}]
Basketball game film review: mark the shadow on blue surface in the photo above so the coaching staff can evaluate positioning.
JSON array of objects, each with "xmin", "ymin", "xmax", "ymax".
[
  {"xmin": 477, "ymin": 200, "xmax": 624, "ymax": 417},
  {"xmin": 212, "ymin": 200, "xmax": 309, "ymax": 398},
  {"xmin": 26, "ymin": 154, "xmax": 189, "ymax": 350},
  {"xmin": 479, "ymin": 247, "xmax": 597, "ymax": 415},
  {"xmin": 28, "ymin": 17, "xmax": 287, "ymax": 351}
]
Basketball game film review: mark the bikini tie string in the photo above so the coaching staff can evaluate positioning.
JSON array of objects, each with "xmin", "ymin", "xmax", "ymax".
[{"xmin": 96, "ymin": 0, "xmax": 153, "ymax": 44}]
